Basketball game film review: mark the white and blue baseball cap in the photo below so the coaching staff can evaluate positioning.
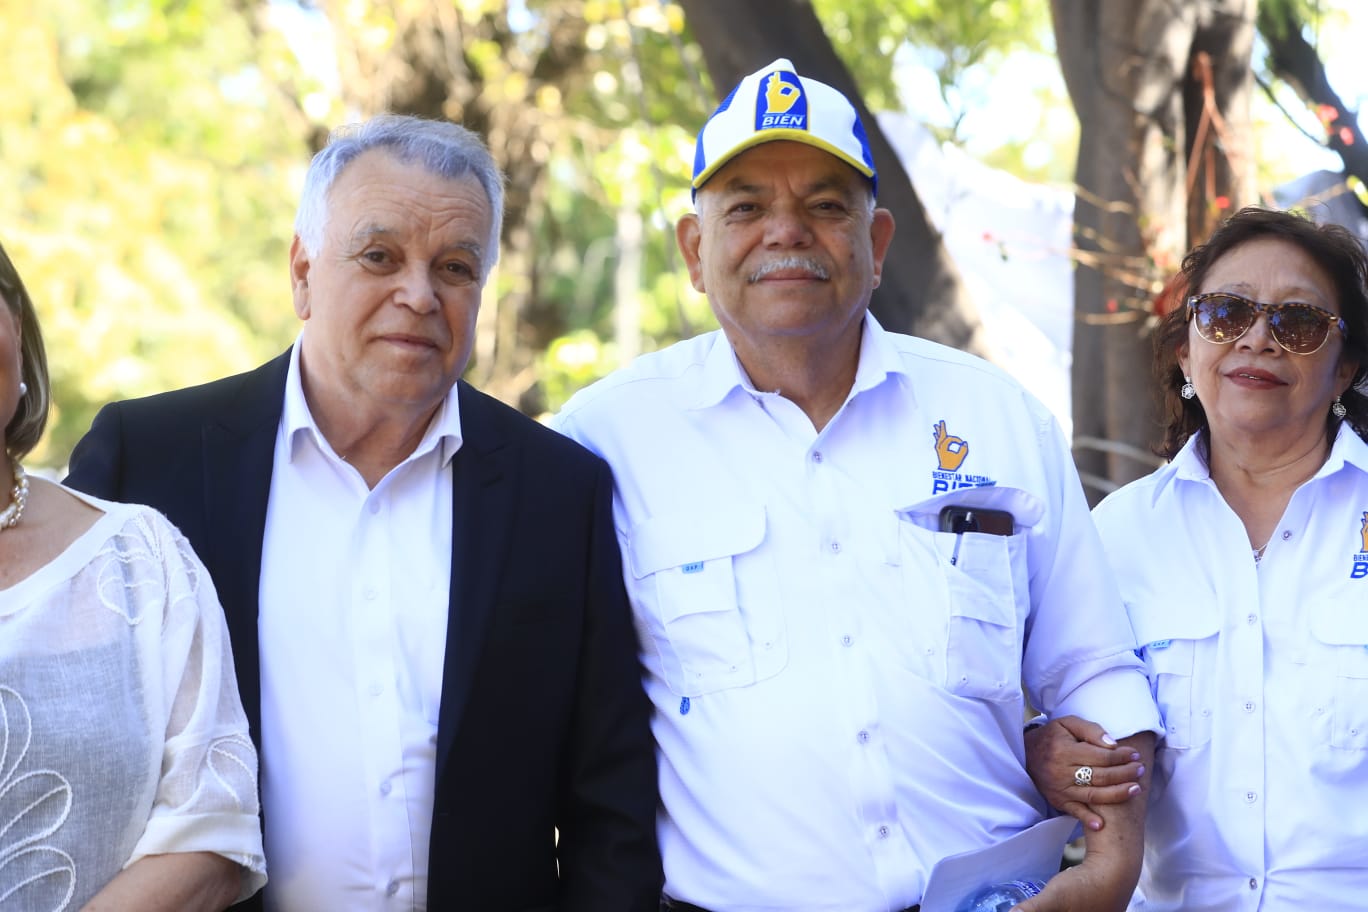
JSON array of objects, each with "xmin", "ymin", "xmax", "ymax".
[{"xmin": 691, "ymin": 58, "xmax": 878, "ymax": 198}]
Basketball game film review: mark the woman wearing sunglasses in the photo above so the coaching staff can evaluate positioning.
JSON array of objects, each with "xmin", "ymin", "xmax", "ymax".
[{"xmin": 1027, "ymin": 207, "xmax": 1368, "ymax": 910}]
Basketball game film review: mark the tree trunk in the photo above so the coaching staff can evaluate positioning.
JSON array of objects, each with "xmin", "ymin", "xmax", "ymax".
[
  {"xmin": 677, "ymin": 0, "xmax": 989, "ymax": 355},
  {"xmin": 1052, "ymin": 0, "xmax": 1255, "ymax": 500}
]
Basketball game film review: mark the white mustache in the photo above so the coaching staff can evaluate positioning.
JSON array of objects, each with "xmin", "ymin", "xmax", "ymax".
[{"xmin": 748, "ymin": 256, "xmax": 830, "ymax": 284}]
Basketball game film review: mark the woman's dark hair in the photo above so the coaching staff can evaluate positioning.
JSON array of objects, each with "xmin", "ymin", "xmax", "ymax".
[
  {"xmin": 1, "ymin": 240, "xmax": 51, "ymax": 460},
  {"xmin": 1154, "ymin": 206, "xmax": 1368, "ymax": 459}
]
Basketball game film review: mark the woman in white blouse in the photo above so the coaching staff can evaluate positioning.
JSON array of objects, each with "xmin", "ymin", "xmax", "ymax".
[
  {"xmin": 1029, "ymin": 208, "xmax": 1368, "ymax": 910},
  {"xmin": 0, "ymin": 240, "xmax": 266, "ymax": 909}
]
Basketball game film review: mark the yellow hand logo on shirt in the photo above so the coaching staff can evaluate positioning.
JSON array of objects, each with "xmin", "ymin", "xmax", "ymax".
[{"xmin": 933, "ymin": 420, "xmax": 969, "ymax": 472}]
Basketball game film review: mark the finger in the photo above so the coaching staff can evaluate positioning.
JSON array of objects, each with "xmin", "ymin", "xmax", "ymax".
[
  {"xmin": 1057, "ymin": 799, "xmax": 1105, "ymax": 832},
  {"xmin": 1054, "ymin": 714, "xmax": 1120, "ymax": 748},
  {"xmin": 1072, "ymin": 759, "xmax": 1144, "ymax": 789},
  {"xmin": 1054, "ymin": 742, "xmax": 1141, "ymax": 769},
  {"xmin": 1077, "ymin": 782, "xmax": 1144, "ymax": 808}
]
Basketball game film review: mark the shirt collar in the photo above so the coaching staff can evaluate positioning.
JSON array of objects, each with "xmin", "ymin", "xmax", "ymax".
[
  {"xmin": 282, "ymin": 334, "xmax": 464, "ymax": 468},
  {"xmin": 686, "ymin": 311, "xmax": 905, "ymax": 411},
  {"xmin": 1162, "ymin": 422, "xmax": 1368, "ymax": 496},
  {"xmin": 1318, "ymin": 421, "xmax": 1368, "ymax": 478}
]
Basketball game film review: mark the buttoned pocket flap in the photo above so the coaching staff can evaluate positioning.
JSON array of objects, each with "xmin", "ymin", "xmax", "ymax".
[
  {"xmin": 1310, "ymin": 601, "xmax": 1368, "ymax": 678},
  {"xmin": 628, "ymin": 504, "xmax": 766, "ymax": 580},
  {"xmin": 1128, "ymin": 599, "xmax": 1219, "ymax": 649}
]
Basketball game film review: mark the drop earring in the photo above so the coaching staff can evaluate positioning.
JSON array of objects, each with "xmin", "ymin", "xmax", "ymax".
[
  {"xmin": 1180, "ymin": 377, "xmax": 1196, "ymax": 400},
  {"xmin": 17, "ymin": 381, "xmax": 26, "ymax": 397},
  {"xmin": 1332, "ymin": 396, "xmax": 1347, "ymax": 419}
]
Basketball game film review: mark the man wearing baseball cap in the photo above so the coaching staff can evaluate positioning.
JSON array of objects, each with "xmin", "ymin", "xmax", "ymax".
[{"xmin": 553, "ymin": 58, "xmax": 1159, "ymax": 912}]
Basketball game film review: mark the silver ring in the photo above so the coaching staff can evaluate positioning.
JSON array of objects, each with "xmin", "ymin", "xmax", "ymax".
[{"xmin": 1074, "ymin": 765, "xmax": 1094, "ymax": 787}]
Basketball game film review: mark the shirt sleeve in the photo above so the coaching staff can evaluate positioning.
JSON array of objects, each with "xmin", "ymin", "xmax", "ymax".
[
  {"xmin": 1019, "ymin": 408, "xmax": 1163, "ymax": 741},
  {"xmin": 127, "ymin": 512, "xmax": 267, "ymax": 903}
]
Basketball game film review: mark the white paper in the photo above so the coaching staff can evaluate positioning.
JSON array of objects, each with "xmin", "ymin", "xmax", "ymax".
[{"xmin": 918, "ymin": 816, "xmax": 1079, "ymax": 912}]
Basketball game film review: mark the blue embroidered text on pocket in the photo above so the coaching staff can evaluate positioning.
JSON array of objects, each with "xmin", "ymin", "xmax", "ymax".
[{"xmin": 682, "ymin": 562, "xmax": 704, "ymax": 574}]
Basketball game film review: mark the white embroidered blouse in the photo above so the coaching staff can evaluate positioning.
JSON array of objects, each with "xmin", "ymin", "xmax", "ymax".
[{"xmin": 0, "ymin": 490, "xmax": 266, "ymax": 909}]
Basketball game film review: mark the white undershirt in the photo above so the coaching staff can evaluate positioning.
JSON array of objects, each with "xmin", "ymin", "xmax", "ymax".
[{"xmin": 259, "ymin": 338, "xmax": 458, "ymax": 912}]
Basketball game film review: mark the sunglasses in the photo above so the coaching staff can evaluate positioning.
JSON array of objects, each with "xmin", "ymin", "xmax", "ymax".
[{"xmin": 1186, "ymin": 292, "xmax": 1347, "ymax": 355}]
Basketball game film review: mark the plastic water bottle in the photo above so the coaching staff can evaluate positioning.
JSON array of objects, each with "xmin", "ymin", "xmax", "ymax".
[{"xmin": 954, "ymin": 878, "xmax": 1046, "ymax": 912}]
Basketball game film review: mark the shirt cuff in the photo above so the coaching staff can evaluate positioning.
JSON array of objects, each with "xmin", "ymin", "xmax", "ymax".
[{"xmin": 1051, "ymin": 666, "xmax": 1163, "ymax": 741}]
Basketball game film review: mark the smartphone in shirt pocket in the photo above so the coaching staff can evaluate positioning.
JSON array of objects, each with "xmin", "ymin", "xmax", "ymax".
[{"xmin": 939, "ymin": 505, "xmax": 1015, "ymax": 536}]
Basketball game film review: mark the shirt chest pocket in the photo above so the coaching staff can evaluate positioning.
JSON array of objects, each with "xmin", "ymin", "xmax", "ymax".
[
  {"xmin": 1129, "ymin": 601, "xmax": 1218, "ymax": 750},
  {"xmin": 628, "ymin": 504, "xmax": 785, "ymax": 697},
  {"xmin": 897, "ymin": 523, "xmax": 1026, "ymax": 703},
  {"xmin": 1308, "ymin": 601, "xmax": 1368, "ymax": 751}
]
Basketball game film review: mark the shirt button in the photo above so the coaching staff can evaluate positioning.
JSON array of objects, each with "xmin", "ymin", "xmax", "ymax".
[
  {"xmin": 380, "ymin": 779, "xmax": 392, "ymax": 796},
  {"xmin": 1243, "ymin": 701, "xmax": 1255, "ymax": 713},
  {"xmin": 877, "ymin": 825, "xmax": 890, "ymax": 838},
  {"xmin": 857, "ymin": 730, "xmax": 870, "ymax": 744},
  {"xmin": 370, "ymin": 501, "xmax": 382, "ymax": 515},
  {"xmin": 842, "ymin": 635, "xmax": 853, "ymax": 647},
  {"xmin": 812, "ymin": 451, "xmax": 824, "ymax": 463},
  {"xmin": 385, "ymin": 879, "xmax": 400, "ymax": 896},
  {"xmin": 369, "ymin": 682, "xmax": 383, "ymax": 696},
  {"xmin": 1281, "ymin": 530, "xmax": 1292, "ymax": 540},
  {"xmin": 1247, "ymin": 614, "xmax": 1257, "ymax": 625},
  {"xmin": 1249, "ymin": 878, "xmax": 1258, "ymax": 890},
  {"xmin": 830, "ymin": 541, "xmax": 841, "ymax": 553},
  {"xmin": 364, "ymin": 587, "xmax": 378, "ymax": 601},
  {"xmin": 1245, "ymin": 791, "xmax": 1257, "ymax": 803}
]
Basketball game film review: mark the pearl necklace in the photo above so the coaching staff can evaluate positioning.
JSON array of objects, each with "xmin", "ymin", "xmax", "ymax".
[{"xmin": 0, "ymin": 463, "xmax": 28, "ymax": 530}]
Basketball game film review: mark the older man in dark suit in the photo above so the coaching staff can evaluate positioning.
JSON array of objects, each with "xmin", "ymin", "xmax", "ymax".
[{"xmin": 66, "ymin": 114, "xmax": 660, "ymax": 912}]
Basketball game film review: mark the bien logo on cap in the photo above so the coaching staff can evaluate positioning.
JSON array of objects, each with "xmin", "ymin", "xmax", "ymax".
[{"xmin": 755, "ymin": 71, "xmax": 807, "ymax": 132}]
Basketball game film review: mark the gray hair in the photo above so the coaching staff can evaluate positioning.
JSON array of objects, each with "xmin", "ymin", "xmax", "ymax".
[{"xmin": 294, "ymin": 114, "xmax": 506, "ymax": 272}]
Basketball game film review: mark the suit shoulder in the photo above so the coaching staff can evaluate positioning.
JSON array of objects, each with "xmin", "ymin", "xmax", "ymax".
[
  {"xmin": 458, "ymin": 382, "xmax": 606, "ymax": 472},
  {"xmin": 103, "ymin": 355, "xmax": 289, "ymax": 428}
]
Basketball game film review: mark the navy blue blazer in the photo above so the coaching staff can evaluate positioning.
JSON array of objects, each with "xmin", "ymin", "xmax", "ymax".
[{"xmin": 66, "ymin": 353, "xmax": 661, "ymax": 911}]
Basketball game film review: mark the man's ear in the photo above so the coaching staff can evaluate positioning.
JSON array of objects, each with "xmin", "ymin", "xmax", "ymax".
[
  {"xmin": 289, "ymin": 235, "xmax": 312, "ymax": 320},
  {"xmin": 869, "ymin": 207, "xmax": 896, "ymax": 289},
  {"xmin": 676, "ymin": 214, "xmax": 706, "ymax": 293}
]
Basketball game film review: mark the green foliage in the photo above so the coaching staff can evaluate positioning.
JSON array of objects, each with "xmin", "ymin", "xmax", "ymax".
[
  {"xmin": 1, "ymin": 0, "xmax": 307, "ymax": 468},
  {"xmin": 813, "ymin": 0, "xmax": 1051, "ymax": 133},
  {"xmin": 13, "ymin": 0, "xmax": 1346, "ymax": 466}
]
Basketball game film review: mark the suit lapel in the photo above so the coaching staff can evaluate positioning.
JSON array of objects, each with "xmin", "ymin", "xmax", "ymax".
[
  {"xmin": 202, "ymin": 352, "xmax": 290, "ymax": 738},
  {"xmin": 435, "ymin": 382, "xmax": 518, "ymax": 775}
]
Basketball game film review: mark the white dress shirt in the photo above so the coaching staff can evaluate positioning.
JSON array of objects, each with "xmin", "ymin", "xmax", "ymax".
[
  {"xmin": 553, "ymin": 315, "xmax": 1161, "ymax": 912},
  {"xmin": 259, "ymin": 338, "xmax": 459, "ymax": 912},
  {"xmin": 0, "ymin": 494, "xmax": 266, "ymax": 908},
  {"xmin": 1094, "ymin": 425, "xmax": 1368, "ymax": 912}
]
